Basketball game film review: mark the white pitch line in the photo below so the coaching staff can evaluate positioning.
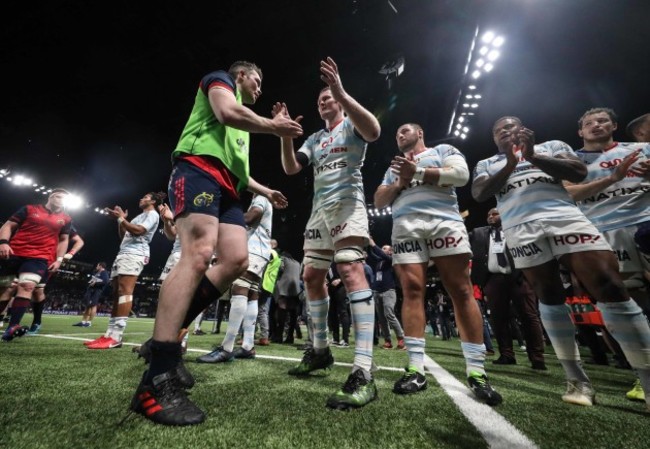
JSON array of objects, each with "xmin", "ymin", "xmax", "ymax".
[
  {"xmin": 35, "ymin": 334, "xmax": 404, "ymax": 372},
  {"xmin": 35, "ymin": 333, "xmax": 533, "ymax": 446},
  {"xmin": 423, "ymin": 355, "xmax": 538, "ymax": 449}
]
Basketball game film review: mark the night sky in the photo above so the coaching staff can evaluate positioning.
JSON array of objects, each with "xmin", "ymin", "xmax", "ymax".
[{"xmin": 2, "ymin": 0, "xmax": 649, "ymax": 274}]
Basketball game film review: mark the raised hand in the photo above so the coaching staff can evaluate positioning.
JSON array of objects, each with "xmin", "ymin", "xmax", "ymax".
[
  {"xmin": 612, "ymin": 149, "xmax": 641, "ymax": 181},
  {"xmin": 271, "ymin": 111, "xmax": 303, "ymax": 138},
  {"xmin": 390, "ymin": 155, "xmax": 417, "ymax": 181},
  {"xmin": 517, "ymin": 127, "xmax": 536, "ymax": 161},
  {"xmin": 320, "ymin": 57, "xmax": 346, "ymax": 100}
]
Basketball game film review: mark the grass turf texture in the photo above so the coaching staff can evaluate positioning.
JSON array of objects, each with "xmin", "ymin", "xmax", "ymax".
[{"xmin": 1, "ymin": 314, "xmax": 648, "ymax": 449}]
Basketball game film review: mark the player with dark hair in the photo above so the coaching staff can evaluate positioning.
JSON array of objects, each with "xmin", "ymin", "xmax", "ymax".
[{"xmin": 84, "ymin": 192, "xmax": 164, "ymax": 349}]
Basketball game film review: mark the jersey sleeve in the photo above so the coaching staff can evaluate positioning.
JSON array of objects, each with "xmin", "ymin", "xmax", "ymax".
[
  {"xmin": 297, "ymin": 134, "xmax": 316, "ymax": 166},
  {"xmin": 440, "ymin": 144, "xmax": 468, "ymax": 168},
  {"xmin": 250, "ymin": 195, "xmax": 267, "ymax": 213},
  {"xmin": 142, "ymin": 211, "xmax": 160, "ymax": 233},
  {"xmin": 473, "ymin": 158, "xmax": 490, "ymax": 181},
  {"xmin": 60, "ymin": 219, "xmax": 72, "ymax": 235},
  {"xmin": 199, "ymin": 71, "xmax": 235, "ymax": 96},
  {"xmin": 8, "ymin": 206, "xmax": 29, "ymax": 225},
  {"xmin": 547, "ymin": 140, "xmax": 575, "ymax": 157}
]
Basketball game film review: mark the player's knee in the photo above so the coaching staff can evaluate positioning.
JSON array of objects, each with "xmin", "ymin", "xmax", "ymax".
[
  {"xmin": 17, "ymin": 281, "xmax": 37, "ymax": 294},
  {"xmin": 187, "ymin": 244, "xmax": 217, "ymax": 272}
]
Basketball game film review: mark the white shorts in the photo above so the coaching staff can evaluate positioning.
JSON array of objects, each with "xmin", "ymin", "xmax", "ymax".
[
  {"xmin": 391, "ymin": 214, "xmax": 472, "ymax": 264},
  {"xmin": 111, "ymin": 253, "xmax": 148, "ymax": 279},
  {"xmin": 247, "ymin": 253, "xmax": 269, "ymax": 278},
  {"xmin": 303, "ymin": 200, "xmax": 369, "ymax": 251},
  {"xmin": 504, "ymin": 216, "xmax": 612, "ymax": 269},
  {"xmin": 159, "ymin": 251, "xmax": 181, "ymax": 281},
  {"xmin": 602, "ymin": 225, "xmax": 650, "ymax": 273}
]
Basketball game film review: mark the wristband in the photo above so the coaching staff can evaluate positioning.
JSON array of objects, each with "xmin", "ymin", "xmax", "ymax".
[
  {"xmin": 56, "ymin": 256, "xmax": 64, "ymax": 262},
  {"xmin": 117, "ymin": 217, "xmax": 125, "ymax": 224},
  {"xmin": 413, "ymin": 167, "xmax": 425, "ymax": 182},
  {"xmin": 63, "ymin": 253, "xmax": 74, "ymax": 260},
  {"xmin": 0, "ymin": 239, "xmax": 9, "ymax": 245}
]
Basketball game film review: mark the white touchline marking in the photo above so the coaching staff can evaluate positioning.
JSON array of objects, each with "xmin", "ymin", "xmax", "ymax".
[
  {"xmin": 36, "ymin": 334, "xmax": 404, "ymax": 372},
  {"xmin": 423, "ymin": 354, "xmax": 538, "ymax": 449}
]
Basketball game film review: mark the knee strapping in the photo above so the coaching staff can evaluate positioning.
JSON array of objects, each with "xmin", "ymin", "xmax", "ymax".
[
  {"xmin": 232, "ymin": 277, "xmax": 255, "ymax": 290},
  {"xmin": 303, "ymin": 251, "xmax": 333, "ymax": 270},
  {"xmin": 333, "ymin": 246, "xmax": 365, "ymax": 264}
]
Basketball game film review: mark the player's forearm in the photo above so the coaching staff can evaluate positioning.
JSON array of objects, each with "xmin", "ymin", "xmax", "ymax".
[
  {"xmin": 246, "ymin": 176, "xmax": 272, "ymax": 198},
  {"xmin": 339, "ymin": 94, "xmax": 380, "ymax": 142},
  {"xmin": 280, "ymin": 138, "xmax": 302, "ymax": 175},
  {"xmin": 374, "ymin": 184, "xmax": 402, "ymax": 209},
  {"xmin": 119, "ymin": 219, "xmax": 146, "ymax": 236},
  {"xmin": 471, "ymin": 165, "xmax": 515, "ymax": 203},
  {"xmin": 70, "ymin": 237, "xmax": 84, "ymax": 254},
  {"xmin": 55, "ymin": 238, "xmax": 69, "ymax": 259},
  {"xmin": 162, "ymin": 222, "xmax": 176, "ymax": 241},
  {"xmin": 527, "ymin": 154, "xmax": 587, "ymax": 183},
  {"xmin": 220, "ymin": 104, "xmax": 277, "ymax": 135},
  {"xmin": 564, "ymin": 176, "xmax": 617, "ymax": 202},
  {"xmin": 0, "ymin": 222, "xmax": 15, "ymax": 241}
]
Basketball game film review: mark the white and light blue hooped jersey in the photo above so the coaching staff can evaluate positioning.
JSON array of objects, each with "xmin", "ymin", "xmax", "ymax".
[
  {"xmin": 381, "ymin": 144, "xmax": 465, "ymax": 221},
  {"xmin": 473, "ymin": 140, "xmax": 585, "ymax": 230},
  {"xmin": 297, "ymin": 117, "xmax": 367, "ymax": 208},
  {"xmin": 119, "ymin": 210, "xmax": 160, "ymax": 257},
  {"xmin": 247, "ymin": 195, "xmax": 273, "ymax": 260},
  {"xmin": 171, "ymin": 235, "xmax": 181, "ymax": 254},
  {"xmin": 575, "ymin": 141, "xmax": 650, "ymax": 231}
]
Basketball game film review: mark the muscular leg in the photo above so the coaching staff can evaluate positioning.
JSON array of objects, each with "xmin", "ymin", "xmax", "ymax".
[
  {"xmin": 336, "ymin": 236, "xmax": 374, "ymax": 374},
  {"xmin": 564, "ymin": 251, "xmax": 650, "ymax": 404},
  {"xmin": 523, "ymin": 260, "xmax": 589, "ymax": 383}
]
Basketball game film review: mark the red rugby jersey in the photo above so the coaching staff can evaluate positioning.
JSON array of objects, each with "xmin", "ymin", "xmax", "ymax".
[{"xmin": 8, "ymin": 204, "xmax": 72, "ymax": 260}]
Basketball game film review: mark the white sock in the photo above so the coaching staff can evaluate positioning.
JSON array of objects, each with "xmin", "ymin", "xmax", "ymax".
[
  {"xmin": 242, "ymin": 301, "xmax": 258, "ymax": 350},
  {"xmin": 222, "ymin": 295, "xmax": 247, "ymax": 352}
]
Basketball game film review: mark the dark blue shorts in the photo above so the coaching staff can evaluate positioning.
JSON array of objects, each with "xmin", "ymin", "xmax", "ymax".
[
  {"xmin": 0, "ymin": 256, "xmax": 48, "ymax": 283},
  {"xmin": 84, "ymin": 288, "xmax": 103, "ymax": 306},
  {"xmin": 168, "ymin": 159, "xmax": 245, "ymax": 227}
]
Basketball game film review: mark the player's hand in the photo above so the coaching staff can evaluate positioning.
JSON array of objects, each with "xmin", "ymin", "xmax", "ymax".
[
  {"xmin": 320, "ymin": 57, "xmax": 346, "ymax": 100},
  {"xmin": 271, "ymin": 112, "xmax": 303, "ymax": 138},
  {"xmin": 157, "ymin": 203, "xmax": 174, "ymax": 221},
  {"xmin": 0, "ymin": 243, "xmax": 13, "ymax": 259},
  {"xmin": 611, "ymin": 149, "xmax": 641, "ymax": 182},
  {"xmin": 505, "ymin": 144, "xmax": 519, "ymax": 168},
  {"xmin": 390, "ymin": 155, "xmax": 417, "ymax": 181},
  {"xmin": 48, "ymin": 260, "xmax": 62, "ymax": 273},
  {"xmin": 267, "ymin": 190, "xmax": 288, "ymax": 209},
  {"xmin": 517, "ymin": 127, "xmax": 536, "ymax": 161}
]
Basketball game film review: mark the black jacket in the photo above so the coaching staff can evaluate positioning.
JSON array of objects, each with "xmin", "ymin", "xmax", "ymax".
[{"xmin": 468, "ymin": 225, "xmax": 520, "ymax": 287}]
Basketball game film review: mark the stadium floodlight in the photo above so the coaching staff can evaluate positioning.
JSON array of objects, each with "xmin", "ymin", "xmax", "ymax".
[
  {"xmin": 42, "ymin": 191, "xmax": 47, "ymax": 195},
  {"xmin": 481, "ymin": 31, "xmax": 495, "ymax": 44},
  {"xmin": 474, "ymin": 94, "xmax": 482, "ymax": 99},
  {"xmin": 468, "ymin": 85, "xmax": 476, "ymax": 90},
  {"xmin": 454, "ymin": 130, "xmax": 460, "ymax": 136},
  {"xmin": 0, "ymin": 169, "xmax": 8, "ymax": 178},
  {"xmin": 487, "ymin": 50, "xmax": 500, "ymax": 61},
  {"xmin": 463, "ymin": 103, "xmax": 470, "ymax": 108},
  {"xmin": 475, "ymin": 58, "xmax": 485, "ymax": 68},
  {"xmin": 456, "ymin": 124, "xmax": 462, "ymax": 130},
  {"xmin": 460, "ymin": 133, "xmax": 467, "ymax": 139},
  {"xmin": 458, "ymin": 116, "xmax": 465, "ymax": 123},
  {"xmin": 484, "ymin": 63, "xmax": 494, "ymax": 72},
  {"xmin": 479, "ymin": 46, "xmax": 489, "ymax": 56},
  {"xmin": 463, "ymin": 127, "xmax": 469, "ymax": 132},
  {"xmin": 492, "ymin": 36, "xmax": 505, "ymax": 47},
  {"xmin": 471, "ymin": 103, "xmax": 479, "ymax": 108},
  {"xmin": 465, "ymin": 94, "xmax": 473, "ymax": 99},
  {"xmin": 64, "ymin": 194, "xmax": 84, "ymax": 210},
  {"xmin": 471, "ymin": 70, "xmax": 481, "ymax": 79}
]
